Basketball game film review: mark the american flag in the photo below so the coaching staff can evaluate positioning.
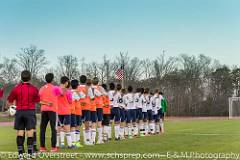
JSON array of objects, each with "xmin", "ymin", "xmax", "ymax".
[{"xmin": 115, "ymin": 66, "xmax": 124, "ymax": 80}]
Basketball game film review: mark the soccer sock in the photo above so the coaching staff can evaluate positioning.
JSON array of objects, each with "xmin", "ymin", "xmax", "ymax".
[
  {"xmin": 56, "ymin": 133, "xmax": 60, "ymax": 147},
  {"xmin": 114, "ymin": 125, "xmax": 120, "ymax": 139},
  {"xmin": 17, "ymin": 136, "xmax": 24, "ymax": 155},
  {"xmin": 97, "ymin": 127, "xmax": 103, "ymax": 142},
  {"xmin": 128, "ymin": 124, "xmax": 132, "ymax": 136},
  {"xmin": 144, "ymin": 123, "xmax": 149, "ymax": 134},
  {"xmin": 107, "ymin": 126, "xmax": 112, "ymax": 139},
  {"xmin": 139, "ymin": 124, "xmax": 144, "ymax": 134},
  {"xmin": 103, "ymin": 126, "xmax": 108, "ymax": 140},
  {"xmin": 85, "ymin": 129, "xmax": 91, "ymax": 143},
  {"xmin": 120, "ymin": 127, "xmax": 124, "ymax": 138},
  {"xmin": 91, "ymin": 128, "xmax": 96, "ymax": 144},
  {"xmin": 149, "ymin": 123, "xmax": 154, "ymax": 134},
  {"xmin": 60, "ymin": 131, "xmax": 65, "ymax": 145},
  {"xmin": 133, "ymin": 124, "xmax": 138, "ymax": 136},
  {"xmin": 156, "ymin": 123, "xmax": 160, "ymax": 133},
  {"xmin": 27, "ymin": 137, "xmax": 34, "ymax": 155},
  {"xmin": 71, "ymin": 130, "xmax": 76, "ymax": 144},
  {"xmin": 66, "ymin": 132, "xmax": 72, "ymax": 147},
  {"xmin": 76, "ymin": 130, "xmax": 80, "ymax": 142},
  {"xmin": 33, "ymin": 132, "xmax": 37, "ymax": 151}
]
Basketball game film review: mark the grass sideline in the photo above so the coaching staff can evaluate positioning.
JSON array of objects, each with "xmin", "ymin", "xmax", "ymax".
[{"xmin": 0, "ymin": 118, "xmax": 240, "ymax": 159}]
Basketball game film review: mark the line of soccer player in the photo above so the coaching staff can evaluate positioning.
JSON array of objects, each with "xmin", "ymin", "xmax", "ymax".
[{"xmin": 6, "ymin": 71, "xmax": 167, "ymax": 159}]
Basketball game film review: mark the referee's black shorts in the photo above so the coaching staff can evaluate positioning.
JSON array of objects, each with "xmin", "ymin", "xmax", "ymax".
[{"xmin": 14, "ymin": 110, "xmax": 36, "ymax": 130}]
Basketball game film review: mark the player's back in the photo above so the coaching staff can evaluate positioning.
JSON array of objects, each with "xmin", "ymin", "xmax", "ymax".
[
  {"xmin": 125, "ymin": 93, "xmax": 135, "ymax": 110},
  {"xmin": 78, "ymin": 85, "xmax": 90, "ymax": 111},
  {"xmin": 108, "ymin": 90, "xmax": 120, "ymax": 108},
  {"xmin": 8, "ymin": 83, "xmax": 39, "ymax": 110},
  {"xmin": 55, "ymin": 87, "xmax": 72, "ymax": 115},
  {"xmin": 39, "ymin": 83, "xmax": 57, "ymax": 112}
]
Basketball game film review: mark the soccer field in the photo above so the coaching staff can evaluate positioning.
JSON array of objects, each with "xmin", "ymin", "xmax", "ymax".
[{"xmin": 0, "ymin": 118, "xmax": 240, "ymax": 160}]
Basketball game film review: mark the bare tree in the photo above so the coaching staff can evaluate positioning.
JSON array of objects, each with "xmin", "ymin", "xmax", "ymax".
[
  {"xmin": 57, "ymin": 55, "xmax": 79, "ymax": 79},
  {"xmin": 16, "ymin": 45, "xmax": 48, "ymax": 77},
  {"xmin": 0, "ymin": 57, "xmax": 19, "ymax": 83},
  {"xmin": 153, "ymin": 53, "xmax": 177, "ymax": 79},
  {"xmin": 142, "ymin": 58, "xmax": 153, "ymax": 79}
]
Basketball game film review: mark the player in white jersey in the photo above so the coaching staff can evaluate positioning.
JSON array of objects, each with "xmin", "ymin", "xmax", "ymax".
[
  {"xmin": 125, "ymin": 86, "xmax": 136, "ymax": 139},
  {"xmin": 147, "ymin": 90, "xmax": 154, "ymax": 135},
  {"xmin": 118, "ymin": 87, "xmax": 126, "ymax": 140},
  {"xmin": 108, "ymin": 83, "xmax": 121, "ymax": 140},
  {"xmin": 134, "ymin": 88, "xmax": 143, "ymax": 137},
  {"xmin": 91, "ymin": 77, "xmax": 104, "ymax": 144},
  {"xmin": 141, "ymin": 88, "xmax": 149, "ymax": 135},
  {"xmin": 151, "ymin": 89, "xmax": 161, "ymax": 134}
]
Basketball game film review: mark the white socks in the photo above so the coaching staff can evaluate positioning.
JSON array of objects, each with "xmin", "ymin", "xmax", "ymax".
[
  {"xmin": 103, "ymin": 126, "xmax": 108, "ymax": 141},
  {"xmin": 133, "ymin": 124, "xmax": 138, "ymax": 136},
  {"xmin": 76, "ymin": 130, "xmax": 80, "ymax": 142},
  {"xmin": 71, "ymin": 131, "xmax": 76, "ymax": 144},
  {"xmin": 66, "ymin": 132, "xmax": 72, "ymax": 147},
  {"xmin": 114, "ymin": 125, "xmax": 120, "ymax": 139},
  {"xmin": 144, "ymin": 123, "xmax": 149, "ymax": 134},
  {"xmin": 139, "ymin": 124, "xmax": 144, "ymax": 134},
  {"xmin": 155, "ymin": 124, "xmax": 160, "ymax": 133},
  {"xmin": 97, "ymin": 127, "xmax": 103, "ymax": 142},
  {"xmin": 107, "ymin": 126, "xmax": 112, "ymax": 139},
  {"xmin": 60, "ymin": 131, "xmax": 65, "ymax": 145},
  {"xmin": 84, "ymin": 129, "xmax": 91, "ymax": 144},
  {"xmin": 91, "ymin": 128, "xmax": 96, "ymax": 144},
  {"xmin": 149, "ymin": 122, "xmax": 155, "ymax": 134},
  {"xmin": 56, "ymin": 133, "xmax": 60, "ymax": 147},
  {"xmin": 128, "ymin": 124, "xmax": 132, "ymax": 136}
]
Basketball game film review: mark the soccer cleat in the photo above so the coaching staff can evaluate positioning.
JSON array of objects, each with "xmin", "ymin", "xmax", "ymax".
[
  {"xmin": 115, "ymin": 137, "xmax": 121, "ymax": 141},
  {"xmin": 50, "ymin": 147, "xmax": 58, "ymax": 152},
  {"xmin": 75, "ymin": 142, "xmax": 84, "ymax": 148},
  {"xmin": 18, "ymin": 154, "xmax": 24, "ymax": 160},
  {"xmin": 85, "ymin": 141, "xmax": 94, "ymax": 146},
  {"xmin": 68, "ymin": 145, "xmax": 76, "ymax": 149},
  {"xmin": 128, "ymin": 135, "xmax": 133, "ymax": 139},
  {"xmin": 39, "ymin": 147, "xmax": 47, "ymax": 152}
]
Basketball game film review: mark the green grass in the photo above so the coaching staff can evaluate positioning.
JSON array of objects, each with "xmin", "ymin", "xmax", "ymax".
[{"xmin": 0, "ymin": 119, "xmax": 240, "ymax": 160}]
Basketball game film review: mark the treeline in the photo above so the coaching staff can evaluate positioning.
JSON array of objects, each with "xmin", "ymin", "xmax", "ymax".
[{"xmin": 0, "ymin": 45, "xmax": 239, "ymax": 116}]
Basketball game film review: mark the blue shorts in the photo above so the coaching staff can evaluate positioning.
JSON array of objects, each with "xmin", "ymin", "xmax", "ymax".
[
  {"xmin": 76, "ymin": 115, "xmax": 82, "ymax": 126},
  {"xmin": 126, "ymin": 109, "xmax": 136, "ymax": 123},
  {"xmin": 110, "ymin": 107, "xmax": 120, "ymax": 122},
  {"xmin": 70, "ymin": 114, "xmax": 77, "ymax": 127},
  {"xmin": 82, "ymin": 110, "xmax": 91, "ymax": 122},
  {"xmin": 147, "ymin": 110, "xmax": 153, "ymax": 121},
  {"xmin": 120, "ymin": 108, "xmax": 126, "ymax": 122},
  {"xmin": 158, "ymin": 108, "xmax": 165, "ymax": 119},
  {"xmin": 153, "ymin": 114, "xmax": 160, "ymax": 122},
  {"xmin": 91, "ymin": 111, "xmax": 97, "ymax": 123},
  {"xmin": 58, "ymin": 115, "xmax": 71, "ymax": 126},
  {"xmin": 136, "ymin": 108, "xmax": 143, "ymax": 120},
  {"xmin": 96, "ymin": 108, "xmax": 103, "ymax": 121},
  {"xmin": 143, "ymin": 112, "xmax": 148, "ymax": 122}
]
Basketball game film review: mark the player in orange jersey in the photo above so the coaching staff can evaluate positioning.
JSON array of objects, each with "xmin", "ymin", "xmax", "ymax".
[{"xmin": 101, "ymin": 84, "xmax": 111, "ymax": 142}]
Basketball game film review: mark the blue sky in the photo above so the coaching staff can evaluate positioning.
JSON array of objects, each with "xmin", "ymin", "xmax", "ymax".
[{"xmin": 0, "ymin": 0, "xmax": 239, "ymax": 65}]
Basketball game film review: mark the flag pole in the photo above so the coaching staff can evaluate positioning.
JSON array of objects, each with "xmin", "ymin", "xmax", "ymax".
[{"xmin": 120, "ymin": 52, "xmax": 125, "ymax": 89}]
